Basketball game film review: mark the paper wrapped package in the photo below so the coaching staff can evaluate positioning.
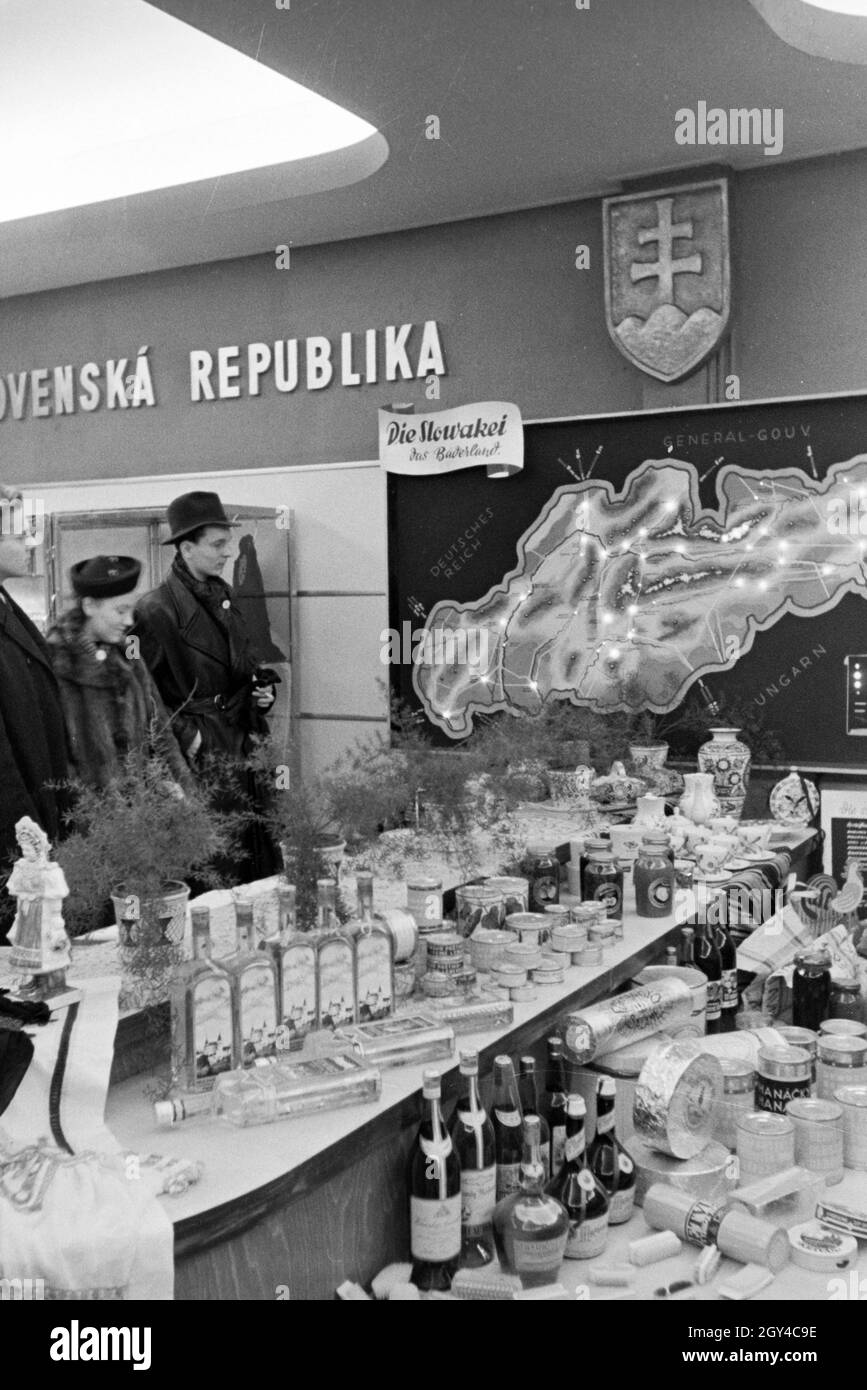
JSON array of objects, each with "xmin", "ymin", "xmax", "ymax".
[
  {"xmin": 563, "ymin": 976, "xmax": 694, "ymax": 1065},
  {"xmin": 633, "ymin": 1037, "xmax": 723, "ymax": 1159}
]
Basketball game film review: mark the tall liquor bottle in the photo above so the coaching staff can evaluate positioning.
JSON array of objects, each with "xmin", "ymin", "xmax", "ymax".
[
  {"xmin": 517, "ymin": 1056, "xmax": 551, "ymax": 1178},
  {"xmin": 449, "ymin": 1049, "xmax": 496, "ymax": 1267},
  {"xmin": 492, "ymin": 1116, "xmax": 569, "ymax": 1287},
  {"xmin": 273, "ymin": 884, "xmax": 317, "ymax": 1054},
  {"xmin": 315, "ymin": 878, "xmax": 357, "ymax": 1030},
  {"xmin": 353, "ymin": 871, "xmax": 394, "ymax": 1022},
  {"xmin": 544, "ymin": 1036, "xmax": 568, "ymax": 1180},
  {"xmin": 712, "ymin": 910, "xmax": 739, "ymax": 1034},
  {"xmin": 491, "ymin": 1055, "xmax": 524, "ymax": 1201},
  {"xmin": 225, "ymin": 902, "xmax": 279, "ymax": 1069},
  {"xmin": 408, "ymin": 1069, "xmax": 462, "ymax": 1292},
  {"xmin": 695, "ymin": 921, "xmax": 723, "ymax": 1035},
  {"xmin": 586, "ymin": 1077, "xmax": 635, "ymax": 1225},
  {"xmin": 547, "ymin": 1094, "xmax": 609, "ymax": 1259},
  {"xmin": 680, "ymin": 926, "xmax": 695, "ymax": 968},
  {"xmin": 170, "ymin": 906, "xmax": 234, "ymax": 1089}
]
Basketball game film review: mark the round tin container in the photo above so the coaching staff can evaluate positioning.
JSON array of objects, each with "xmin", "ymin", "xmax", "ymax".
[
  {"xmin": 483, "ymin": 876, "xmax": 530, "ymax": 921},
  {"xmin": 575, "ymin": 944, "xmax": 603, "ymax": 967},
  {"xmin": 736, "ymin": 1111, "xmax": 795, "ymax": 1185},
  {"xmin": 422, "ymin": 972, "xmax": 461, "ymax": 999},
  {"xmin": 424, "ymin": 930, "xmax": 464, "ymax": 961},
  {"xmin": 510, "ymin": 983, "xmax": 538, "ymax": 1003},
  {"xmin": 491, "ymin": 964, "xmax": 528, "ymax": 990},
  {"xmin": 468, "ymin": 927, "xmax": 513, "ymax": 973},
  {"xmin": 712, "ymin": 1058, "xmax": 756, "ymax": 1150},
  {"xmin": 550, "ymin": 924, "xmax": 586, "ymax": 951},
  {"xmin": 531, "ymin": 964, "xmax": 565, "ymax": 985},
  {"xmin": 755, "ymin": 1045, "xmax": 811, "ymax": 1114},
  {"xmin": 633, "ymin": 1038, "xmax": 722, "ymax": 1159},
  {"xmin": 625, "ymin": 1137, "xmax": 733, "ymax": 1208},
  {"xmin": 426, "ymin": 955, "xmax": 467, "ymax": 979},
  {"xmin": 785, "ymin": 1097, "xmax": 844, "ymax": 1185},
  {"xmin": 788, "ymin": 1220, "xmax": 857, "ymax": 1271},
  {"xmin": 833, "ymin": 1084, "xmax": 867, "ymax": 1169},
  {"xmin": 777, "ymin": 1026, "xmax": 818, "ymax": 1088},
  {"xmin": 819, "ymin": 1018, "xmax": 867, "ymax": 1040},
  {"xmin": 481, "ymin": 981, "xmax": 511, "ymax": 1001},
  {"xmin": 504, "ymin": 941, "xmax": 543, "ymax": 971},
  {"xmin": 588, "ymin": 920, "xmax": 616, "ymax": 944},
  {"xmin": 542, "ymin": 946, "xmax": 572, "ymax": 968},
  {"xmin": 818, "ymin": 1036, "xmax": 867, "ymax": 1101},
  {"xmin": 504, "ymin": 911, "xmax": 550, "ymax": 946},
  {"xmin": 543, "ymin": 904, "xmax": 573, "ymax": 925},
  {"xmin": 570, "ymin": 904, "xmax": 606, "ymax": 930},
  {"xmin": 405, "ymin": 877, "xmax": 443, "ymax": 930}
]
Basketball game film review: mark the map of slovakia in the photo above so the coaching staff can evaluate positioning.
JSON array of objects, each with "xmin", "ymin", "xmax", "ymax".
[{"xmin": 413, "ymin": 457, "xmax": 867, "ymax": 737}]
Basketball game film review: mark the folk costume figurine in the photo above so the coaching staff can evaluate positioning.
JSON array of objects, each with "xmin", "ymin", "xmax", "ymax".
[
  {"xmin": 47, "ymin": 555, "xmax": 190, "ymax": 792},
  {"xmin": 7, "ymin": 817, "xmax": 72, "ymax": 996}
]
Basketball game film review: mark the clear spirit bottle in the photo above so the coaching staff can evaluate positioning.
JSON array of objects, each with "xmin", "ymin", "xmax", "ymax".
[
  {"xmin": 493, "ymin": 1116, "xmax": 569, "ymax": 1287},
  {"xmin": 169, "ymin": 906, "xmax": 234, "ymax": 1090},
  {"xmin": 449, "ymin": 1049, "xmax": 496, "ymax": 1268},
  {"xmin": 271, "ymin": 884, "xmax": 317, "ymax": 1054},
  {"xmin": 315, "ymin": 878, "xmax": 357, "ymax": 1030},
  {"xmin": 353, "ymin": 871, "xmax": 394, "ymax": 1022},
  {"xmin": 224, "ymin": 901, "xmax": 279, "ymax": 1069}
]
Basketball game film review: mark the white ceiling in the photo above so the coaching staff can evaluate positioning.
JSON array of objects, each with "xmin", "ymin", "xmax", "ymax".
[{"xmin": 3, "ymin": 0, "xmax": 867, "ymax": 299}]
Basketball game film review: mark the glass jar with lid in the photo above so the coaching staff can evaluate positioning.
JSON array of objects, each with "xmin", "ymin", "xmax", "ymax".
[
  {"xmin": 633, "ymin": 841, "xmax": 675, "ymax": 919},
  {"xmin": 828, "ymin": 977, "xmax": 864, "ymax": 1025},
  {"xmin": 792, "ymin": 949, "xmax": 832, "ymax": 1032},
  {"xmin": 582, "ymin": 851, "xmax": 623, "ymax": 919},
  {"xmin": 526, "ymin": 844, "xmax": 560, "ymax": 912}
]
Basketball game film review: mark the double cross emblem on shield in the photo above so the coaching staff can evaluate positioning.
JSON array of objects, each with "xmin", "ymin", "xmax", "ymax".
[{"xmin": 602, "ymin": 178, "xmax": 731, "ymax": 383}]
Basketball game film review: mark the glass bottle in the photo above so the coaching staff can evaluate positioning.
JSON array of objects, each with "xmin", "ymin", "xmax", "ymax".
[
  {"xmin": 224, "ymin": 902, "xmax": 279, "ymax": 1069},
  {"xmin": 517, "ymin": 1056, "xmax": 551, "ymax": 1178},
  {"xmin": 633, "ymin": 841, "xmax": 674, "ymax": 918},
  {"xmin": 586, "ymin": 1077, "xmax": 635, "ymax": 1225},
  {"xmin": 408, "ymin": 1069, "xmax": 462, "ymax": 1292},
  {"xmin": 583, "ymin": 850, "xmax": 623, "ymax": 918},
  {"xmin": 449, "ymin": 1049, "xmax": 497, "ymax": 1268},
  {"xmin": 680, "ymin": 926, "xmax": 696, "ymax": 968},
  {"xmin": 580, "ymin": 836, "xmax": 611, "ymax": 900},
  {"xmin": 793, "ymin": 949, "xmax": 833, "ymax": 1032},
  {"xmin": 491, "ymin": 1054, "xmax": 524, "ymax": 1200},
  {"xmin": 527, "ymin": 843, "xmax": 560, "ymax": 911},
  {"xmin": 353, "ymin": 871, "xmax": 394, "ymax": 1022},
  {"xmin": 315, "ymin": 878, "xmax": 357, "ymax": 1030},
  {"xmin": 829, "ymin": 977, "xmax": 864, "ymax": 1024},
  {"xmin": 492, "ymin": 1116, "xmax": 569, "ymax": 1288},
  {"xmin": 710, "ymin": 903, "xmax": 739, "ymax": 1034},
  {"xmin": 170, "ymin": 906, "xmax": 234, "ymax": 1089},
  {"xmin": 273, "ymin": 884, "xmax": 317, "ymax": 1054},
  {"xmin": 665, "ymin": 945, "xmax": 678, "ymax": 967},
  {"xmin": 694, "ymin": 921, "xmax": 723, "ymax": 1035},
  {"xmin": 544, "ymin": 1036, "xmax": 568, "ymax": 1181},
  {"xmin": 547, "ymin": 1094, "xmax": 609, "ymax": 1259}
]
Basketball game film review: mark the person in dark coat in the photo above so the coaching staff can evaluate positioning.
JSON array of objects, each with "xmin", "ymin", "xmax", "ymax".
[
  {"xmin": 46, "ymin": 556, "xmax": 191, "ymax": 792},
  {"xmin": 133, "ymin": 492, "xmax": 280, "ymax": 879},
  {"xmin": 0, "ymin": 485, "xmax": 70, "ymax": 942}
]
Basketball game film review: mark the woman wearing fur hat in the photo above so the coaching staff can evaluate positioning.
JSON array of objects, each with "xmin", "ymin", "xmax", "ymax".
[{"xmin": 47, "ymin": 555, "xmax": 190, "ymax": 791}]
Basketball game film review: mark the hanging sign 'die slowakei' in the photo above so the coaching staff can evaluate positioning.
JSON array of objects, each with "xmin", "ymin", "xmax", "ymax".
[
  {"xmin": 378, "ymin": 401, "xmax": 523, "ymax": 479},
  {"xmin": 602, "ymin": 177, "xmax": 730, "ymax": 383}
]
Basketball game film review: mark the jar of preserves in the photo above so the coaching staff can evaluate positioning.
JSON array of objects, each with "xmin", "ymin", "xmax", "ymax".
[
  {"xmin": 526, "ymin": 844, "xmax": 560, "ymax": 911},
  {"xmin": 580, "ymin": 837, "xmax": 611, "ymax": 900},
  {"xmin": 792, "ymin": 949, "xmax": 832, "ymax": 1033},
  {"xmin": 582, "ymin": 851, "xmax": 623, "ymax": 919},
  {"xmin": 633, "ymin": 843, "xmax": 675, "ymax": 919},
  {"xmin": 828, "ymin": 977, "xmax": 864, "ymax": 1025}
]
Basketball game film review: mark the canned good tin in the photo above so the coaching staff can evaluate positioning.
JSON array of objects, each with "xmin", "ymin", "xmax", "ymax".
[
  {"xmin": 504, "ymin": 911, "xmax": 550, "ymax": 947},
  {"xmin": 406, "ymin": 877, "xmax": 443, "ymax": 929},
  {"xmin": 817, "ymin": 1036, "xmax": 867, "ymax": 1101},
  {"xmin": 777, "ymin": 1026, "xmax": 818, "ymax": 1089},
  {"xmin": 785, "ymin": 1097, "xmax": 844, "ymax": 1185},
  {"xmin": 819, "ymin": 1018, "xmax": 867, "ymax": 1040},
  {"xmin": 454, "ymin": 884, "xmax": 506, "ymax": 939},
  {"xmin": 483, "ymin": 876, "xmax": 529, "ymax": 920},
  {"xmin": 570, "ymin": 904, "xmax": 606, "ymax": 930},
  {"xmin": 712, "ymin": 1059, "xmax": 756, "ymax": 1150},
  {"xmin": 833, "ymin": 1084, "xmax": 867, "ymax": 1169},
  {"xmin": 424, "ymin": 931, "xmax": 464, "ymax": 962},
  {"xmin": 755, "ymin": 1045, "xmax": 811, "ymax": 1114},
  {"xmin": 736, "ymin": 1111, "xmax": 795, "ymax": 1186}
]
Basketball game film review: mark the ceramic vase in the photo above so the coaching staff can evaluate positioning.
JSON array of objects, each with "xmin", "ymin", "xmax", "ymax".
[
  {"xmin": 679, "ymin": 772, "xmax": 719, "ymax": 827},
  {"xmin": 697, "ymin": 727, "xmax": 751, "ymax": 820},
  {"xmin": 632, "ymin": 793, "xmax": 666, "ymax": 829}
]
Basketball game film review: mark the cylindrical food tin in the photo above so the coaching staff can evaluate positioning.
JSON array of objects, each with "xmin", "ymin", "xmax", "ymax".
[
  {"xmin": 785, "ymin": 1097, "xmax": 844, "ymax": 1185},
  {"xmin": 777, "ymin": 1026, "xmax": 818, "ymax": 1090},
  {"xmin": 550, "ymin": 924, "xmax": 587, "ymax": 954},
  {"xmin": 504, "ymin": 941, "xmax": 543, "ymax": 972},
  {"xmin": 632, "ymin": 1037, "xmax": 722, "ymax": 1159},
  {"xmin": 468, "ymin": 927, "xmax": 513, "ymax": 973},
  {"xmin": 424, "ymin": 930, "xmax": 464, "ymax": 964},
  {"xmin": 625, "ymin": 1136, "xmax": 734, "ymax": 1207},
  {"xmin": 819, "ymin": 1018, "xmax": 867, "ymax": 1040},
  {"xmin": 833, "ymin": 1084, "xmax": 867, "ymax": 1170},
  {"xmin": 405, "ymin": 877, "xmax": 443, "ymax": 930},
  {"xmin": 566, "ymin": 977, "xmax": 693, "ymax": 1064},
  {"xmin": 736, "ymin": 1111, "xmax": 795, "ymax": 1186},
  {"xmin": 755, "ymin": 1045, "xmax": 811, "ymax": 1114},
  {"xmin": 588, "ymin": 920, "xmax": 616, "ymax": 945},
  {"xmin": 377, "ymin": 907, "xmax": 419, "ymax": 963},
  {"xmin": 712, "ymin": 1058, "xmax": 756, "ymax": 1150},
  {"xmin": 483, "ymin": 876, "xmax": 530, "ymax": 921},
  {"xmin": 504, "ymin": 911, "xmax": 550, "ymax": 946},
  {"xmin": 454, "ymin": 883, "xmax": 506, "ymax": 938},
  {"xmin": 570, "ymin": 903, "xmax": 606, "ymax": 930},
  {"xmin": 543, "ymin": 904, "xmax": 573, "ymax": 927},
  {"xmin": 817, "ymin": 1036, "xmax": 867, "ymax": 1101}
]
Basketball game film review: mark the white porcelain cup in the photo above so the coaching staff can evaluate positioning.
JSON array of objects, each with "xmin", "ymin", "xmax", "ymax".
[
  {"xmin": 710, "ymin": 817, "xmax": 738, "ymax": 836},
  {"xmin": 696, "ymin": 841, "xmax": 729, "ymax": 874}
]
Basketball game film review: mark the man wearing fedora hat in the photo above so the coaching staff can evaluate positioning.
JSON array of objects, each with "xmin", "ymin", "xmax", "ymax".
[
  {"xmin": 0, "ymin": 484, "xmax": 69, "ymax": 942},
  {"xmin": 134, "ymin": 492, "xmax": 279, "ymax": 876}
]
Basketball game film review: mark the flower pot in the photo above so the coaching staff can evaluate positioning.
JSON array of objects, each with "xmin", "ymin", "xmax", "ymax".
[
  {"xmin": 111, "ymin": 880, "xmax": 189, "ymax": 1012},
  {"xmin": 545, "ymin": 765, "xmax": 595, "ymax": 805},
  {"xmin": 280, "ymin": 836, "xmax": 347, "ymax": 880},
  {"xmin": 698, "ymin": 727, "xmax": 751, "ymax": 821}
]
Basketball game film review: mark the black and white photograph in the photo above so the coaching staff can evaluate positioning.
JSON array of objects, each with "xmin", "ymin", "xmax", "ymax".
[{"xmin": 2, "ymin": 0, "xmax": 867, "ymax": 1349}]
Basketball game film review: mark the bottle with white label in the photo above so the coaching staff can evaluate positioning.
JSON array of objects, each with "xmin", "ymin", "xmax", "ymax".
[
  {"xmin": 492, "ymin": 1055, "xmax": 524, "ymax": 1200},
  {"xmin": 517, "ymin": 1056, "xmax": 551, "ymax": 1178},
  {"xmin": 493, "ymin": 1116, "xmax": 569, "ymax": 1288},
  {"xmin": 449, "ymin": 1050, "xmax": 496, "ymax": 1268},
  {"xmin": 547, "ymin": 1094, "xmax": 609, "ymax": 1258},
  {"xmin": 586, "ymin": 1076, "xmax": 635, "ymax": 1225},
  {"xmin": 224, "ymin": 902, "xmax": 278, "ymax": 1070},
  {"xmin": 408, "ymin": 1069, "xmax": 462, "ymax": 1292}
]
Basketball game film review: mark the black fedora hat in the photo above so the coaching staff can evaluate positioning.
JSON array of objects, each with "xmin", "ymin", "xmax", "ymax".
[
  {"xmin": 162, "ymin": 491, "xmax": 240, "ymax": 545},
  {"xmin": 71, "ymin": 555, "xmax": 142, "ymax": 599}
]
